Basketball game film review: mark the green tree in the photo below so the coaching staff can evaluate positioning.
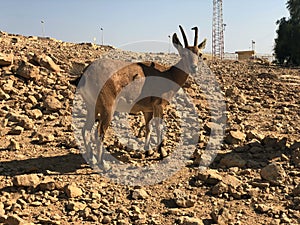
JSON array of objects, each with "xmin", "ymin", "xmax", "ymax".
[
  {"xmin": 287, "ymin": 0, "xmax": 300, "ymax": 22},
  {"xmin": 274, "ymin": 0, "xmax": 300, "ymax": 66}
]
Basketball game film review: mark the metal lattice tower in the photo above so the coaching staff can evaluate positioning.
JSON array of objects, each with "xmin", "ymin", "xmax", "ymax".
[{"xmin": 212, "ymin": 0, "xmax": 224, "ymax": 60}]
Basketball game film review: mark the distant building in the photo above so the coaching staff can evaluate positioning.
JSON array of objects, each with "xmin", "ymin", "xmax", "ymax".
[{"xmin": 235, "ymin": 50, "xmax": 255, "ymax": 60}]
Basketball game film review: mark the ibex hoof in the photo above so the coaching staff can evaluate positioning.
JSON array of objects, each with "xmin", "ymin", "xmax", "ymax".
[
  {"xmin": 100, "ymin": 160, "xmax": 111, "ymax": 172},
  {"xmin": 160, "ymin": 148, "xmax": 168, "ymax": 158},
  {"xmin": 146, "ymin": 149, "xmax": 155, "ymax": 157}
]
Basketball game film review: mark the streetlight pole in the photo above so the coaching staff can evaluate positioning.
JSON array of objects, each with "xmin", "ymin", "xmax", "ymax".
[
  {"xmin": 41, "ymin": 20, "xmax": 45, "ymax": 37},
  {"xmin": 100, "ymin": 27, "xmax": 104, "ymax": 45},
  {"xmin": 252, "ymin": 40, "xmax": 256, "ymax": 51},
  {"xmin": 168, "ymin": 35, "xmax": 171, "ymax": 54}
]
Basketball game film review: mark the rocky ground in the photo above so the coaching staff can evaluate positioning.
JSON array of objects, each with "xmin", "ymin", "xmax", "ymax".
[{"xmin": 0, "ymin": 31, "xmax": 300, "ymax": 225}]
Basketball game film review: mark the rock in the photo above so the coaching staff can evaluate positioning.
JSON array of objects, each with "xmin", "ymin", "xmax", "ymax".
[
  {"xmin": 70, "ymin": 61, "xmax": 87, "ymax": 75},
  {"xmin": 0, "ymin": 53, "xmax": 13, "ymax": 66},
  {"xmin": 66, "ymin": 201, "xmax": 87, "ymax": 211},
  {"xmin": 38, "ymin": 177, "xmax": 56, "ymax": 191},
  {"xmin": 26, "ymin": 109, "xmax": 43, "ymax": 119},
  {"xmin": 101, "ymin": 215, "xmax": 112, "ymax": 224},
  {"xmin": 8, "ymin": 138, "xmax": 20, "ymax": 150},
  {"xmin": 12, "ymin": 174, "xmax": 40, "ymax": 188},
  {"xmin": 2, "ymin": 79, "xmax": 14, "ymax": 92},
  {"xmin": 280, "ymin": 212, "xmax": 291, "ymax": 223},
  {"xmin": 211, "ymin": 182, "xmax": 228, "ymax": 196},
  {"xmin": 291, "ymin": 147, "xmax": 300, "ymax": 167},
  {"xmin": 174, "ymin": 190, "xmax": 196, "ymax": 208},
  {"xmin": 262, "ymin": 136, "xmax": 281, "ymax": 148},
  {"xmin": 26, "ymin": 95, "xmax": 37, "ymax": 105},
  {"xmin": 17, "ymin": 116, "xmax": 34, "ymax": 130},
  {"xmin": 0, "ymin": 88, "xmax": 10, "ymax": 100},
  {"xmin": 175, "ymin": 198, "xmax": 195, "ymax": 208},
  {"xmin": 260, "ymin": 163, "xmax": 286, "ymax": 185},
  {"xmin": 8, "ymin": 126, "xmax": 24, "ymax": 135},
  {"xmin": 33, "ymin": 54, "xmax": 60, "ymax": 72},
  {"xmin": 131, "ymin": 188, "xmax": 149, "ymax": 200},
  {"xmin": 37, "ymin": 133, "xmax": 55, "ymax": 144},
  {"xmin": 0, "ymin": 202, "xmax": 5, "ymax": 215},
  {"xmin": 65, "ymin": 183, "xmax": 83, "ymax": 198},
  {"xmin": 225, "ymin": 130, "xmax": 246, "ymax": 144},
  {"xmin": 197, "ymin": 169, "xmax": 222, "ymax": 185},
  {"xmin": 5, "ymin": 214, "xmax": 31, "ymax": 225},
  {"xmin": 246, "ymin": 130, "xmax": 264, "ymax": 141},
  {"xmin": 219, "ymin": 153, "xmax": 246, "ymax": 168},
  {"xmin": 254, "ymin": 204, "xmax": 270, "ymax": 213},
  {"xmin": 16, "ymin": 61, "xmax": 40, "ymax": 80},
  {"xmin": 210, "ymin": 208, "xmax": 233, "ymax": 225},
  {"xmin": 292, "ymin": 184, "xmax": 300, "ymax": 196},
  {"xmin": 44, "ymin": 95, "xmax": 63, "ymax": 111},
  {"xmin": 178, "ymin": 216, "xmax": 204, "ymax": 225},
  {"xmin": 225, "ymin": 87, "xmax": 239, "ymax": 97}
]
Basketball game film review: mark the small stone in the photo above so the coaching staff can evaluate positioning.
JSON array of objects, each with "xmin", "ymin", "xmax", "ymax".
[
  {"xmin": 27, "ymin": 109, "xmax": 43, "ymax": 119},
  {"xmin": 225, "ymin": 130, "xmax": 246, "ymax": 144},
  {"xmin": 65, "ymin": 183, "xmax": 83, "ymax": 198},
  {"xmin": 101, "ymin": 215, "xmax": 112, "ymax": 224},
  {"xmin": 280, "ymin": 212, "xmax": 291, "ymax": 223},
  {"xmin": 174, "ymin": 190, "xmax": 196, "ymax": 208},
  {"xmin": 12, "ymin": 174, "xmax": 40, "ymax": 188},
  {"xmin": 260, "ymin": 163, "xmax": 286, "ymax": 185},
  {"xmin": 178, "ymin": 216, "xmax": 204, "ymax": 225},
  {"xmin": 38, "ymin": 133, "xmax": 55, "ymax": 144},
  {"xmin": 246, "ymin": 130, "xmax": 264, "ymax": 141},
  {"xmin": 0, "ymin": 53, "xmax": 13, "ymax": 66},
  {"xmin": 117, "ymin": 219, "xmax": 129, "ymax": 225},
  {"xmin": 175, "ymin": 198, "xmax": 195, "ymax": 208},
  {"xmin": 33, "ymin": 54, "xmax": 60, "ymax": 72},
  {"xmin": 18, "ymin": 116, "xmax": 34, "ymax": 130},
  {"xmin": 131, "ymin": 188, "xmax": 149, "ymax": 200},
  {"xmin": 292, "ymin": 184, "xmax": 300, "ymax": 196},
  {"xmin": 8, "ymin": 138, "xmax": 20, "ymax": 150},
  {"xmin": 6, "ymin": 214, "xmax": 26, "ymax": 225},
  {"xmin": 44, "ymin": 95, "xmax": 63, "ymax": 111},
  {"xmin": 66, "ymin": 201, "xmax": 87, "ymax": 211},
  {"xmin": 197, "ymin": 169, "xmax": 223, "ymax": 185},
  {"xmin": 255, "ymin": 204, "xmax": 270, "ymax": 213},
  {"xmin": 70, "ymin": 61, "xmax": 87, "ymax": 75},
  {"xmin": 0, "ymin": 88, "xmax": 10, "ymax": 100},
  {"xmin": 291, "ymin": 147, "xmax": 300, "ymax": 167},
  {"xmin": 8, "ymin": 126, "xmax": 24, "ymax": 135},
  {"xmin": 0, "ymin": 202, "xmax": 5, "ymax": 215},
  {"xmin": 211, "ymin": 182, "xmax": 228, "ymax": 196},
  {"xmin": 211, "ymin": 208, "xmax": 232, "ymax": 225},
  {"xmin": 281, "ymin": 154, "xmax": 289, "ymax": 161},
  {"xmin": 38, "ymin": 177, "xmax": 56, "ymax": 191},
  {"xmin": 16, "ymin": 61, "xmax": 40, "ymax": 80},
  {"xmin": 27, "ymin": 95, "xmax": 38, "ymax": 105},
  {"xmin": 219, "ymin": 153, "xmax": 246, "ymax": 168}
]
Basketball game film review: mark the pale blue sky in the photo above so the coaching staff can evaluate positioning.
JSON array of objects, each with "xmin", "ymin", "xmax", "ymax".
[{"xmin": 0, "ymin": 0, "xmax": 289, "ymax": 54}]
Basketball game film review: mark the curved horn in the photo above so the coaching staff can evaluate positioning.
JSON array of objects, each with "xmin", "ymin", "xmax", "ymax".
[
  {"xmin": 191, "ymin": 27, "xmax": 198, "ymax": 47},
  {"xmin": 179, "ymin": 25, "xmax": 188, "ymax": 47}
]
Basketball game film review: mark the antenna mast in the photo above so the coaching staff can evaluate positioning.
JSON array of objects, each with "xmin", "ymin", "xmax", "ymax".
[{"xmin": 212, "ymin": 0, "xmax": 224, "ymax": 60}]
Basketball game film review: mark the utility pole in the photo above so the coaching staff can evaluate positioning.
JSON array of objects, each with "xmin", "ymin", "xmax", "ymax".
[
  {"xmin": 100, "ymin": 27, "xmax": 104, "ymax": 45},
  {"xmin": 212, "ymin": 0, "xmax": 224, "ymax": 60},
  {"xmin": 252, "ymin": 40, "xmax": 256, "ymax": 51},
  {"xmin": 168, "ymin": 35, "xmax": 171, "ymax": 54},
  {"xmin": 41, "ymin": 20, "xmax": 45, "ymax": 37}
]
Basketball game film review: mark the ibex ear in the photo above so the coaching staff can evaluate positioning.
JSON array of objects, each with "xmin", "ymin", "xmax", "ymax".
[
  {"xmin": 198, "ymin": 38, "xmax": 207, "ymax": 50},
  {"xmin": 172, "ymin": 33, "xmax": 183, "ymax": 51}
]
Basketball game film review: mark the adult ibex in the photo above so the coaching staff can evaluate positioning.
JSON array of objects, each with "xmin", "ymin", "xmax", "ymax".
[{"xmin": 77, "ymin": 25, "xmax": 206, "ymax": 168}]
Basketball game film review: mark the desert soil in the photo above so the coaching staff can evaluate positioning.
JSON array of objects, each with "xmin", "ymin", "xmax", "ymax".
[{"xmin": 0, "ymin": 31, "xmax": 300, "ymax": 225}]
